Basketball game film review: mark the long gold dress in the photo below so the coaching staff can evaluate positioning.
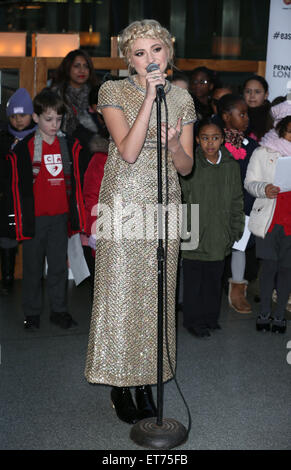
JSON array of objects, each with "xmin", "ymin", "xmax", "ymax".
[{"xmin": 85, "ymin": 76, "xmax": 196, "ymax": 387}]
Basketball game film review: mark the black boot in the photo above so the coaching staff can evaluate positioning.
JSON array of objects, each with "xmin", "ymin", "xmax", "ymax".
[
  {"xmin": 1, "ymin": 247, "xmax": 16, "ymax": 292},
  {"xmin": 50, "ymin": 312, "xmax": 78, "ymax": 329},
  {"xmin": 271, "ymin": 318, "xmax": 287, "ymax": 334},
  {"xmin": 135, "ymin": 385, "xmax": 157, "ymax": 420},
  {"xmin": 111, "ymin": 387, "xmax": 139, "ymax": 424},
  {"xmin": 256, "ymin": 314, "xmax": 272, "ymax": 332},
  {"xmin": 24, "ymin": 315, "xmax": 40, "ymax": 330}
]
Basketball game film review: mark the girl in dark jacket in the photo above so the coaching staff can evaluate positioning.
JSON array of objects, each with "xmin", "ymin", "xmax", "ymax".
[
  {"xmin": 180, "ymin": 118, "xmax": 244, "ymax": 337},
  {"xmin": 0, "ymin": 88, "xmax": 37, "ymax": 292}
]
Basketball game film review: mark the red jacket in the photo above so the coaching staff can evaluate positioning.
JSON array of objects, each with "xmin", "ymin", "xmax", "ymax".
[
  {"xmin": 7, "ymin": 132, "xmax": 86, "ymax": 241},
  {"xmin": 83, "ymin": 151, "xmax": 108, "ymax": 237}
]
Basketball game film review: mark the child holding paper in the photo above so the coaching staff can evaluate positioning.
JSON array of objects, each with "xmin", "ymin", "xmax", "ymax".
[
  {"xmin": 6, "ymin": 89, "xmax": 85, "ymax": 330},
  {"xmin": 218, "ymin": 94, "xmax": 258, "ymax": 314},
  {"xmin": 245, "ymin": 105, "xmax": 291, "ymax": 334}
]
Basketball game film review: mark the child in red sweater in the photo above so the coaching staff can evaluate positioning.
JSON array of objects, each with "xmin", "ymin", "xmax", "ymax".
[{"xmin": 7, "ymin": 89, "xmax": 85, "ymax": 330}]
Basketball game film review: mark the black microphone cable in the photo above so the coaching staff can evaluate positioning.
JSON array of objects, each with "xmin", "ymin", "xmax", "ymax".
[{"xmin": 161, "ymin": 92, "xmax": 193, "ymax": 440}]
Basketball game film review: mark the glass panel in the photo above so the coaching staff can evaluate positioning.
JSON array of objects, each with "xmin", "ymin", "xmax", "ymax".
[
  {"xmin": 0, "ymin": 69, "xmax": 19, "ymax": 124},
  {"xmin": 0, "ymin": 0, "xmax": 271, "ymax": 61},
  {"xmin": 217, "ymin": 71, "xmax": 253, "ymax": 93}
]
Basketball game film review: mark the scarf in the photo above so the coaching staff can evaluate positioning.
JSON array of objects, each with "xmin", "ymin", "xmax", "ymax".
[
  {"xmin": 63, "ymin": 84, "xmax": 97, "ymax": 135},
  {"xmin": 32, "ymin": 129, "xmax": 72, "ymax": 195},
  {"xmin": 260, "ymin": 128, "xmax": 291, "ymax": 156},
  {"xmin": 8, "ymin": 122, "xmax": 37, "ymax": 148},
  {"xmin": 224, "ymin": 128, "xmax": 247, "ymax": 160},
  {"xmin": 271, "ymin": 100, "xmax": 291, "ymax": 126},
  {"xmin": 224, "ymin": 128, "xmax": 244, "ymax": 148}
]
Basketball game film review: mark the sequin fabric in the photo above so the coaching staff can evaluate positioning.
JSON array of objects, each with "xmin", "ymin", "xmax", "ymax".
[{"xmin": 85, "ymin": 76, "xmax": 196, "ymax": 387}]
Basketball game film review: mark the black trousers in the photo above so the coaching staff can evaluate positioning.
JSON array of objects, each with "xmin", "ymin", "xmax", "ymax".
[
  {"xmin": 260, "ymin": 259, "xmax": 291, "ymax": 319},
  {"xmin": 183, "ymin": 258, "xmax": 225, "ymax": 331},
  {"xmin": 22, "ymin": 214, "xmax": 68, "ymax": 317}
]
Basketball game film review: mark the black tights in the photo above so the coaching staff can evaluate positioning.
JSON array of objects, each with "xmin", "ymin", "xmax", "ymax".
[{"xmin": 260, "ymin": 259, "xmax": 291, "ymax": 319}]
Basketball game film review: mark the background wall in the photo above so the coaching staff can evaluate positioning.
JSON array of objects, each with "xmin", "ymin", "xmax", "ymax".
[{"xmin": 0, "ymin": 0, "xmax": 270, "ymax": 60}]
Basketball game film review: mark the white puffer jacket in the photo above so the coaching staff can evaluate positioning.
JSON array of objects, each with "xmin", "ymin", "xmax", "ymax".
[{"xmin": 244, "ymin": 146, "xmax": 280, "ymax": 239}]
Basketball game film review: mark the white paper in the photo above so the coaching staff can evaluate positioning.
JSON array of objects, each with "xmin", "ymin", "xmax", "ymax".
[
  {"xmin": 67, "ymin": 233, "xmax": 90, "ymax": 286},
  {"xmin": 232, "ymin": 215, "xmax": 251, "ymax": 252},
  {"xmin": 274, "ymin": 156, "xmax": 291, "ymax": 193}
]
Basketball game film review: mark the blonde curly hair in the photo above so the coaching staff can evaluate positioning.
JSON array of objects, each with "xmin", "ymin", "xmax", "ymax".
[{"xmin": 119, "ymin": 19, "xmax": 174, "ymax": 67}]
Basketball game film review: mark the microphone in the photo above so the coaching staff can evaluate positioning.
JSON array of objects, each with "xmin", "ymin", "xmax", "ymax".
[{"xmin": 146, "ymin": 62, "xmax": 165, "ymax": 98}]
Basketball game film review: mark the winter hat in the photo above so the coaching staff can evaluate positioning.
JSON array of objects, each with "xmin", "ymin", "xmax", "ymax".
[
  {"xmin": 6, "ymin": 88, "xmax": 33, "ymax": 117},
  {"xmin": 271, "ymin": 100, "xmax": 291, "ymax": 126}
]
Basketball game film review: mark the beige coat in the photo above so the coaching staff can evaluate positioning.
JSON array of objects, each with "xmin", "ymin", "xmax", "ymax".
[{"xmin": 244, "ymin": 146, "xmax": 281, "ymax": 239}]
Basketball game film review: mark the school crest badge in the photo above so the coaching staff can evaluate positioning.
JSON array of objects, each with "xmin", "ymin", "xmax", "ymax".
[{"xmin": 44, "ymin": 154, "xmax": 63, "ymax": 177}]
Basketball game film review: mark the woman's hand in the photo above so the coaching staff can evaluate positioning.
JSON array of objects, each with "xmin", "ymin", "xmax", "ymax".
[
  {"xmin": 145, "ymin": 69, "xmax": 167, "ymax": 101},
  {"xmin": 161, "ymin": 118, "xmax": 182, "ymax": 153},
  {"xmin": 265, "ymin": 184, "xmax": 280, "ymax": 199},
  {"xmin": 161, "ymin": 118, "xmax": 193, "ymax": 176}
]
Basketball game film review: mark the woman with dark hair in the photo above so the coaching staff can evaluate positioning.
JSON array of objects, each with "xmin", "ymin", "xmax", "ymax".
[
  {"xmin": 51, "ymin": 49, "xmax": 97, "ymax": 136},
  {"xmin": 242, "ymin": 75, "xmax": 273, "ymax": 142},
  {"xmin": 51, "ymin": 49, "xmax": 103, "ymax": 188}
]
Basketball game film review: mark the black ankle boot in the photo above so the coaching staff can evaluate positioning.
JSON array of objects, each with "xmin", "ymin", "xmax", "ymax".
[
  {"xmin": 256, "ymin": 315, "xmax": 272, "ymax": 332},
  {"xmin": 271, "ymin": 318, "xmax": 287, "ymax": 334},
  {"xmin": 111, "ymin": 387, "xmax": 139, "ymax": 424},
  {"xmin": 1, "ymin": 247, "xmax": 16, "ymax": 291},
  {"xmin": 24, "ymin": 315, "xmax": 40, "ymax": 330},
  {"xmin": 135, "ymin": 385, "xmax": 157, "ymax": 420}
]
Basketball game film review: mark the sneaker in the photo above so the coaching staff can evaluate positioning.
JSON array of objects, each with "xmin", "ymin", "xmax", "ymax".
[
  {"xmin": 24, "ymin": 315, "xmax": 40, "ymax": 330},
  {"xmin": 271, "ymin": 318, "xmax": 287, "ymax": 334},
  {"xmin": 50, "ymin": 312, "xmax": 77, "ymax": 329}
]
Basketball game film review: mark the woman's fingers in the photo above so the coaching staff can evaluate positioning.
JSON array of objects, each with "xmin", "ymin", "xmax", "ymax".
[
  {"xmin": 146, "ymin": 71, "xmax": 167, "ymax": 89},
  {"xmin": 161, "ymin": 122, "xmax": 179, "ymax": 136},
  {"xmin": 161, "ymin": 123, "xmax": 180, "ymax": 146},
  {"xmin": 175, "ymin": 118, "xmax": 182, "ymax": 134}
]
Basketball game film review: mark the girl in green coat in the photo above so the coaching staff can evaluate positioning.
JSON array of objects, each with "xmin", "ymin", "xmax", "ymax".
[{"xmin": 181, "ymin": 117, "xmax": 244, "ymax": 337}]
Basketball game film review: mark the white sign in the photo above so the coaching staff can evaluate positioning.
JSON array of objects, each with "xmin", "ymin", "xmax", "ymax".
[
  {"xmin": 67, "ymin": 234, "xmax": 90, "ymax": 286},
  {"xmin": 273, "ymin": 156, "xmax": 291, "ymax": 192},
  {"xmin": 232, "ymin": 215, "xmax": 251, "ymax": 252},
  {"xmin": 265, "ymin": 0, "xmax": 291, "ymax": 102}
]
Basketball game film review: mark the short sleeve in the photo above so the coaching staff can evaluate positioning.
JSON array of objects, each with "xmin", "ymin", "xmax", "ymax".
[
  {"xmin": 181, "ymin": 90, "xmax": 196, "ymax": 127},
  {"xmin": 97, "ymin": 80, "xmax": 124, "ymax": 114}
]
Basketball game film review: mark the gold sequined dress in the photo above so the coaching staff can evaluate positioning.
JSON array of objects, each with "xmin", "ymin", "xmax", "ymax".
[{"xmin": 85, "ymin": 76, "xmax": 196, "ymax": 387}]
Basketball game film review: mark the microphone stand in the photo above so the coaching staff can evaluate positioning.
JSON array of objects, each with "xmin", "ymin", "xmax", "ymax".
[{"xmin": 130, "ymin": 88, "xmax": 188, "ymax": 450}]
